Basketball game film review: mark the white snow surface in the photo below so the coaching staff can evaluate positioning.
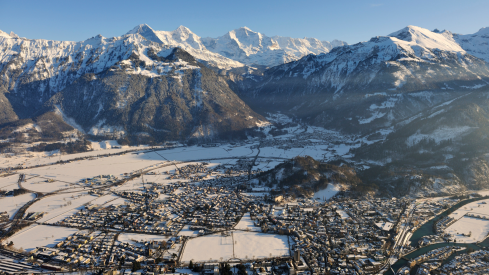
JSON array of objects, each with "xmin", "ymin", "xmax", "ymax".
[
  {"xmin": 406, "ymin": 126, "xmax": 475, "ymax": 146},
  {"xmin": 445, "ymin": 198, "xmax": 489, "ymax": 243},
  {"xmin": 201, "ymin": 26, "xmax": 346, "ymax": 67},
  {"xmin": 90, "ymin": 140, "xmax": 122, "ymax": 150},
  {"xmin": 0, "ymin": 175, "xmax": 22, "ymax": 192},
  {"xmin": 453, "ymin": 27, "xmax": 489, "ymax": 63},
  {"xmin": 313, "ymin": 184, "xmax": 340, "ymax": 202},
  {"xmin": 181, "ymin": 230, "xmax": 289, "ymax": 262},
  {"xmin": 5, "ymin": 225, "xmax": 79, "ymax": 252},
  {"xmin": 388, "ymin": 25, "xmax": 465, "ymax": 53},
  {"xmin": 0, "ymin": 193, "xmax": 36, "ymax": 219},
  {"xmin": 235, "ymin": 213, "xmax": 260, "ymax": 230}
]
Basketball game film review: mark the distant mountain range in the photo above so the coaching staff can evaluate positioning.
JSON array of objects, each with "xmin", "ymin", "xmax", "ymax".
[
  {"xmin": 126, "ymin": 24, "xmax": 347, "ymax": 68},
  {"xmin": 1, "ymin": 24, "xmax": 489, "ymax": 142}
]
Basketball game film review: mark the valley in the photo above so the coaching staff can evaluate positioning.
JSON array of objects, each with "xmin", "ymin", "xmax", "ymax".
[{"xmin": 2, "ymin": 19, "xmax": 489, "ymax": 275}]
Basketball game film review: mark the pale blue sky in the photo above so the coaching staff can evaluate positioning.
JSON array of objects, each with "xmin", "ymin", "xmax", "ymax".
[{"xmin": 0, "ymin": 0, "xmax": 488, "ymax": 44}]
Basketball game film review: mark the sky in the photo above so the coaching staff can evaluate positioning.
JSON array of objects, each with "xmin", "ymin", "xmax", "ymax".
[{"xmin": 0, "ymin": 0, "xmax": 488, "ymax": 44}]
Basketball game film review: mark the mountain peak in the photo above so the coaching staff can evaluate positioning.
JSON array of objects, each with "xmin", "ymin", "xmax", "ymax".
[
  {"xmin": 388, "ymin": 25, "xmax": 425, "ymax": 39},
  {"xmin": 0, "ymin": 29, "xmax": 12, "ymax": 38},
  {"xmin": 388, "ymin": 25, "xmax": 464, "ymax": 52},
  {"xmin": 9, "ymin": 31, "xmax": 19, "ymax": 38},
  {"xmin": 175, "ymin": 25, "xmax": 192, "ymax": 34},
  {"xmin": 127, "ymin": 24, "xmax": 154, "ymax": 35},
  {"xmin": 475, "ymin": 27, "xmax": 489, "ymax": 36},
  {"xmin": 234, "ymin": 26, "xmax": 257, "ymax": 35},
  {"xmin": 126, "ymin": 23, "xmax": 163, "ymax": 44}
]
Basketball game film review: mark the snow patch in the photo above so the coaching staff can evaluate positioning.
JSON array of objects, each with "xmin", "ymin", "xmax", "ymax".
[{"xmin": 406, "ymin": 126, "xmax": 475, "ymax": 146}]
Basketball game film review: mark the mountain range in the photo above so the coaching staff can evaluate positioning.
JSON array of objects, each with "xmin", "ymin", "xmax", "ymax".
[
  {"xmin": 243, "ymin": 25, "xmax": 489, "ymax": 133},
  {"xmin": 3, "ymin": 23, "xmax": 489, "ymax": 195},
  {"xmin": 0, "ymin": 24, "xmax": 348, "ymax": 140}
]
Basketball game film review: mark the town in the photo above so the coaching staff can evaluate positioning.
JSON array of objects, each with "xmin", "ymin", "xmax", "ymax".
[{"xmin": 1, "ymin": 123, "xmax": 489, "ymax": 275}]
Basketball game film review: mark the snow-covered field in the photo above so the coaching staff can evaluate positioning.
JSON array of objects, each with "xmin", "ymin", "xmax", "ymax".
[
  {"xmin": 21, "ymin": 154, "xmax": 166, "ymax": 193},
  {"xmin": 234, "ymin": 213, "xmax": 260, "ymax": 230},
  {"xmin": 446, "ymin": 216, "xmax": 489, "ymax": 243},
  {"xmin": 444, "ymin": 198, "xmax": 489, "ymax": 243},
  {"xmin": 313, "ymin": 184, "xmax": 340, "ymax": 201},
  {"xmin": 0, "ymin": 175, "xmax": 20, "ymax": 191},
  {"xmin": 0, "ymin": 143, "xmax": 157, "ymax": 168},
  {"xmin": 178, "ymin": 225, "xmax": 199, "ymax": 237},
  {"xmin": 26, "ymin": 192, "xmax": 94, "ymax": 223},
  {"xmin": 448, "ymin": 199, "xmax": 489, "ymax": 220},
  {"xmin": 181, "ymin": 231, "xmax": 289, "ymax": 262},
  {"xmin": 6, "ymin": 225, "xmax": 79, "ymax": 252},
  {"xmin": 0, "ymin": 193, "xmax": 36, "ymax": 219}
]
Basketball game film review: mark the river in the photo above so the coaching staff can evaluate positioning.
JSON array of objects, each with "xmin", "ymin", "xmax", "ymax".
[{"xmin": 385, "ymin": 196, "xmax": 489, "ymax": 274}]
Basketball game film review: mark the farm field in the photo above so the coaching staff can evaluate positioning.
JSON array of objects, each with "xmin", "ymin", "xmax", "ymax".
[{"xmin": 445, "ymin": 198, "xmax": 489, "ymax": 243}]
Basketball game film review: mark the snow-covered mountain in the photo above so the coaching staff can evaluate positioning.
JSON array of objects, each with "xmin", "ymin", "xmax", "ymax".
[
  {"xmin": 452, "ymin": 27, "xmax": 489, "ymax": 63},
  {"xmin": 201, "ymin": 27, "xmax": 347, "ymax": 67},
  {"xmin": 126, "ymin": 24, "xmax": 245, "ymax": 70},
  {"xmin": 2, "ymin": 23, "xmax": 489, "ymax": 143},
  {"xmin": 271, "ymin": 35, "xmax": 346, "ymax": 60},
  {"xmin": 44, "ymin": 48, "xmax": 265, "ymax": 140},
  {"xmin": 0, "ymin": 31, "xmax": 162, "ymax": 118},
  {"xmin": 128, "ymin": 24, "xmax": 347, "ymax": 68},
  {"xmin": 241, "ymin": 25, "xmax": 489, "ymax": 133},
  {"xmin": 0, "ymin": 27, "xmax": 265, "ymax": 140},
  {"xmin": 0, "ymin": 30, "xmax": 20, "ymax": 39}
]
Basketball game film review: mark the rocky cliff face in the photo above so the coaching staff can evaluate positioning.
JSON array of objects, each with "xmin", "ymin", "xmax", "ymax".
[{"xmin": 43, "ymin": 48, "xmax": 266, "ymax": 141}]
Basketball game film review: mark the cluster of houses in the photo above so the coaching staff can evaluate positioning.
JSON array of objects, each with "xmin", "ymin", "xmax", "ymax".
[
  {"xmin": 408, "ymin": 246, "xmax": 461, "ymax": 268},
  {"xmin": 58, "ymin": 184, "xmax": 253, "ymax": 236},
  {"xmin": 57, "ymin": 202, "xmax": 178, "ymax": 235},
  {"xmin": 435, "ymin": 216, "xmax": 456, "ymax": 233},
  {"xmin": 416, "ymin": 234, "xmax": 450, "ymax": 247},
  {"xmin": 31, "ymin": 231, "xmax": 117, "ymax": 267},
  {"xmin": 79, "ymin": 174, "xmax": 118, "ymax": 187},
  {"xmin": 165, "ymin": 163, "xmax": 214, "ymax": 181},
  {"xmin": 0, "ymin": 212, "xmax": 8, "ymax": 222},
  {"xmin": 438, "ymin": 249, "xmax": 489, "ymax": 274},
  {"xmin": 40, "ymin": 175, "xmax": 464, "ymax": 275},
  {"xmin": 29, "ymin": 231, "xmax": 182, "ymax": 271},
  {"xmin": 275, "ymin": 197, "xmax": 410, "ymax": 274},
  {"xmin": 410, "ymin": 198, "xmax": 460, "ymax": 233}
]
